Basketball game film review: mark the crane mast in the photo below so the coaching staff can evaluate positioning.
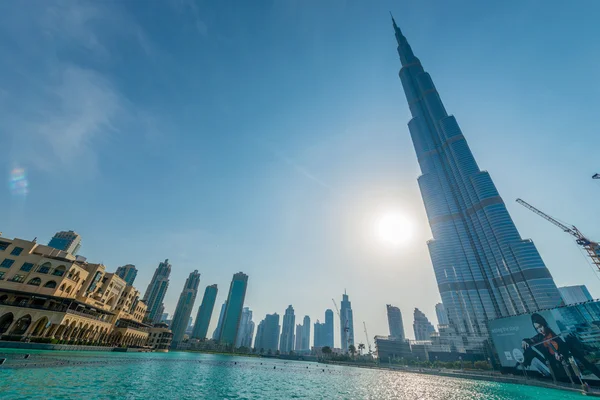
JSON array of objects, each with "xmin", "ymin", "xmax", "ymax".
[
  {"xmin": 516, "ymin": 198, "xmax": 600, "ymax": 270},
  {"xmin": 363, "ymin": 321, "xmax": 372, "ymax": 355},
  {"xmin": 332, "ymin": 298, "xmax": 350, "ymax": 348}
]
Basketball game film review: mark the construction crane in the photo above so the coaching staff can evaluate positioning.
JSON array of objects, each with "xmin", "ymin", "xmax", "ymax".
[
  {"xmin": 363, "ymin": 321, "xmax": 373, "ymax": 355},
  {"xmin": 516, "ymin": 198, "xmax": 600, "ymax": 270},
  {"xmin": 332, "ymin": 298, "xmax": 349, "ymax": 346}
]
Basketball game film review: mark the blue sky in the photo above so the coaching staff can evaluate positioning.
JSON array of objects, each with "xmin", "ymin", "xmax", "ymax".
[{"xmin": 1, "ymin": 0, "xmax": 599, "ymax": 344}]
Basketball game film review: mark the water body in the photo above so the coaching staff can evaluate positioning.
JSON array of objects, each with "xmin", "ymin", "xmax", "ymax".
[{"xmin": 0, "ymin": 349, "xmax": 583, "ymax": 399}]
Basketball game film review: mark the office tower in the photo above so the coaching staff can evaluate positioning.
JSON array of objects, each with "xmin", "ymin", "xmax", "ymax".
[
  {"xmin": 160, "ymin": 313, "xmax": 169, "ymax": 323},
  {"xmin": 219, "ymin": 272, "xmax": 248, "ymax": 345},
  {"xmin": 143, "ymin": 259, "xmax": 172, "ymax": 323},
  {"xmin": 391, "ymin": 16, "xmax": 561, "ymax": 345},
  {"xmin": 301, "ymin": 315, "xmax": 310, "ymax": 351},
  {"xmin": 212, "ymin": 302, "xmax": 227, "ymax": 340},
  {"xmin": 47, "ymin": 230, "xmax": 82, "ymax": 255},
  {"xmin": 295, "ymin": 324, "xmax": 303, "ymax": 351},
  {"xmin": 235, "ymin": 307, "xmax": 255, "ymax": 348},
  {"xmin": 313, "ymin": 320, "xmax": 324, "ymax": 348},
  {"xmin": 116, "ymin": 264, "xmax": 138, "ymax": 286},
  {"xmin": 413, "ymin": 308, "xmax": 435, "ymax": 341},
  {"xmin": 191, "ymin": 284, "xmax": 218, "ymax": 340},
  {"xmin": 170, "ymin": 270, "xmax": 201, "ymax": 347},
  {"xmin": 279, "ymin": 305, "xmax": 295, "ymax": 353},
  {"xmin": 559, "ymin": 285, "xmax": 594, "ymax": 305},
  {"xmin": 435, "ymin": 303, "xmax": 449, "ymax": 325},
  {"xmin": 255, "ymin": 313, "xmax": 280, "ymax": 352},
  {"xmin": 340, "ymin": 292, "xmax": 354, "ymax": 352},
  {"xmin": 386, "ymin": 304, "xmax": 405, "ymax": 339},
  {"xmin": 324, "ymin": 309, "xmax": 334, "ymax": 348}
]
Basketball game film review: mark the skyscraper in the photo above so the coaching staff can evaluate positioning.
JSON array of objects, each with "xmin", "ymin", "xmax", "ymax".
[
  {"xmin": 116, "ymin": 264, "xmax": 138, "ymax": 286},
  {"xmin": 391, "ymin": 16, "xmax": 561, "ymax": 346},
  {"xmin": 559, "ymin": 285, "xmax": 594, "ymax": 305},
  {"xmin": 435, "ymin": 303, "xmax": 449, "ymax": 326},
  {"xmin": 279, "ymin": 305, "xmax": 295, "ymax": 354},
  {"xmin": 313, "ymin": 320, "xmax": 325, "ymax": 348},
  {"xmin": 301, "ymin": 315, "xmax": 310, "ymax": 351},
  {"xmin": 47, "ymin": 230, "xmax": 81, "ymax": 255},
  {"xmin": 386, "ymin": 304, "xmax": 405, "ymax": 339},
  {"xmin": 340, "ymin": 292, "xmax": 354, "ymax": 352},
  {"xmin": 324, "ymin": 309, "xmax": 334, "ymax": 348},
  {"xmin": 143, "ymin": 259, "xmax": 172, "ymax": 323},
  {"xmin": 170, "ymin": 270, "xmax": 201, "ymax": 347},
  {"xmin": 254, "ymin": 313, "xmax": 280, "ymax": 353},
  {"xmin": 413, "ymin": 308, "xmax": 435, "ymax": 341},
  {"xmin": 235, "ymin": 307, "xmax": 255, "ymax": 348},
  {"xmin": 219, "ymin": 272, "xmax": 248, "ymax": 345},
  {"xmin": 191, "ymin": 284, "xmax": 218, "ymax": 340},
  {"xmin": 212, "ymin": 302, "xmax": 227, "ymax": 340},
  {"xmin": 295, "ymin": 324, "xmax": 303, "ymax": 351}
]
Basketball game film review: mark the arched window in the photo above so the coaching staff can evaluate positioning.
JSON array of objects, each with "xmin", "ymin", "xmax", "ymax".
[
  {"xmin": 52, "ymin": 265, "xmax": 66, "ymax": 277},
  {"xmin": 0, "ymin": 312, "xmax": 14, "ymax": 334},
  {"xmin": 59, "ymin": 283, "xmax": 66, "ymax": 291},
  {"xmin": 27, "ymin": 277, "xmax": 42, "ymax": 286},
  {"xmin": 37, "ymin": 262, "xmax": 51, "ymax": 274},
  {"xmin": 10, "ymin": 314, "xmax": 32, "ymax": 335},
  {"xmin": 65, "ymin": 286, "xmax": 72, "ymax": 294},
  {"xmin": 43, "ymin": 280, "xmax": 57, "ymax": 289}
]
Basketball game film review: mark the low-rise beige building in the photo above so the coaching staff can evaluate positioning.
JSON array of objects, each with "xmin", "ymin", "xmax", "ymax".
[
  {"xmin": 147, "ymin": 323, "xmax": 173, "ymax": 352},
  {"xmin": 0, "ymin": 236, "xmax": 150, "ymax": 347}
]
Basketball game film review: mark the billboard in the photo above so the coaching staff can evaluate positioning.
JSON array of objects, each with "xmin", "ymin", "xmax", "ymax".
[{"xmin": 489, "ymin": 300, "xmax": 600, "ymax": 383}]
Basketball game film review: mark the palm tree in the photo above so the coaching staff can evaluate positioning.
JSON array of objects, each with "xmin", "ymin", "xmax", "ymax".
[
  {"xmin": 358, "ymin": 343, "xmax": 365, "ymax": 356},
  {"xmin": 349, "ymin": 344, "xmax": 356, "ymax": 359}
]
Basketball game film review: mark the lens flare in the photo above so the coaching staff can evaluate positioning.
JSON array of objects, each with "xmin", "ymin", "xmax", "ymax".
[{"xmin": 9, "ymin": 167, "xmax": 29, "ymax": 196}]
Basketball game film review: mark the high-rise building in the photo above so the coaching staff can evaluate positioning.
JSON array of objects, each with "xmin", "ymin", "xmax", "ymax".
[
  {"xmin": 313, "ymin": 320, "xmax": 324, "ymax": 348},
  {"xmin": 47, "ymin": 230, "xmax": 82, "ymax": 255},
  {"xmin": 191, "ymin": 284, "xmax": 218, "ymax": 340},
  {"xmin": 160, "ymin": 313, "xmax": 169, "ymax": 323},
  {"xmin": 295, "ymin": 324, "xmax": 303, "ymax": 351},
  {"xmin": 235, "ymin": 307, "xmax": 255, "ymax": 348},
  {"xmin": 340, "ymin": 292, "xmax": 354, "ymax": 352},
  {"xmin": 413, "ymin": 308, "xmax": 435, "ymax": 341},
  {"xmin": 116, "ymin": 264, "xmax": 138, "ymax": 286},
  {"xmin": 212, "ymin": 302, "xmax": 227, "ymax": 340},
  {"xmin": 386, "ymin": 304, "xmax": 405, "ymax": 339},
  {"xmin": 254, "ymin": 313, "xmax": 280, "ymax": 353},
  {"xmin": 559, "ymin": 285, "xmax": 594, "ymax": 305},
  {"xmin": 301, "ymin": 315, "xmax": 310, "ymax": 351},
  {"xmin": 279, "ymin": 305, "xmax": 295, "ymax": 354},
  {"xmin": 324, "ymin": 309, "xmax": 334, "ymax": 348},
  {"xmin": 391, "ymin": 16, "xmax": 561, "ymax": 346},
  {"xmin": 219, "ymin": 272, "xmax": 248, "ymax": 345},
  {"xmin": 435, "ymin": 303, "xmax": 449, "ymax": 326},
  {"xmin": 143, "ymin": 259, "xmax": 172, "ymax": 323},
  {"xmin": 170, "ymin": 270, "xmax": 201, "ymax": 347}
]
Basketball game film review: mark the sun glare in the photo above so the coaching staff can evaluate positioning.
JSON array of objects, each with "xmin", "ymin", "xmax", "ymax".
[{"xmin": 376, "ymin": 212, "xmax": 413, "ymax": 247}]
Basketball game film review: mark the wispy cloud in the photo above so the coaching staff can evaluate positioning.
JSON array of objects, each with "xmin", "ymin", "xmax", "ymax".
[
  {"xmin": 255, "ymin": 138, "xmax": 333, "ymax": 191},
  {"xmin": 0, "ymin": 1, "xmax": 155, "ymax": 178}
]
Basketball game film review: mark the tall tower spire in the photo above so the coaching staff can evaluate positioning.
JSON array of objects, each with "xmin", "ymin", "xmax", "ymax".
[{"xmin": 392, "ymin": 17, "xmax": 561, "ymax": 351}]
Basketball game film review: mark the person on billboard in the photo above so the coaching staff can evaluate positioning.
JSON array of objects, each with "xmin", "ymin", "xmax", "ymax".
[{"xmin": 521, "ymin": 313, "xmax": 600, "ymax": 380}]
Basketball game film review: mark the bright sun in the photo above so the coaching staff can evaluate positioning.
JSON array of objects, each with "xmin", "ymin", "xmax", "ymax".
[{"xmin": 376, "ymin": 212, "xmax": 413, "ymax": 247}]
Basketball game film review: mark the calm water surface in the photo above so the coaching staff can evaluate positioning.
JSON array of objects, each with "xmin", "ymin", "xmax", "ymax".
[{"xmin": 0, "ymin": 349, "xmax": 584, "ymax": 399}]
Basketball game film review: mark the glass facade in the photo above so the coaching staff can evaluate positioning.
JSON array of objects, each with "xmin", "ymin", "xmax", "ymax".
[
  {"xmin": 170, "ymin": 270, "xmax": 201, "ymax": 347},
  {"xmin": 219, "ymin": 272, "xmax": 248, "ymax": 345},
  {"xmin": 191, "ymin": 284, "xmax": 218, "ymax": 340},
  {"xmin": 143, "ymin": 259, "xmax": 171, "ymax": 323},
  {"xmin": 392, "ymin": 17, "xmax": 561, "ymax": 342}
]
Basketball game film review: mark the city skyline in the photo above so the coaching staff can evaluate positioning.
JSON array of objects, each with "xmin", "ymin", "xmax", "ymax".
[{"xmin": 2, "ymin": 1, "xmax": 599, "ymax": 345}]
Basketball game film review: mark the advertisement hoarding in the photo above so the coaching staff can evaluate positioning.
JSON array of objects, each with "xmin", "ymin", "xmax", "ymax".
[{"xmin": 489, "ymin": 300, "xmax": 600, "ymax": 382}]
